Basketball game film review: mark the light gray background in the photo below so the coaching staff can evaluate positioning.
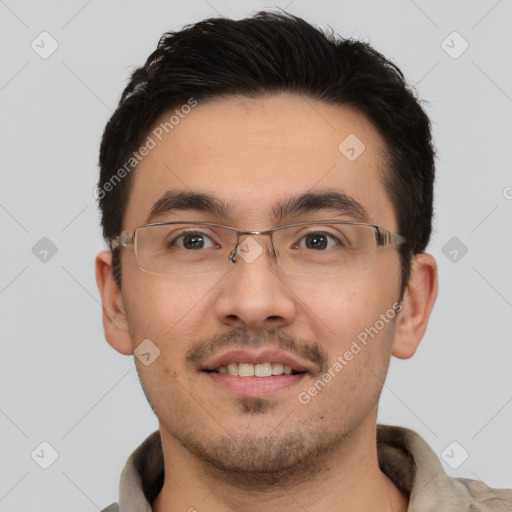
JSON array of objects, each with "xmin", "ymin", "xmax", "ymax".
[{"xmin": 1, "ymin": 0, "xmax": 511, "ymax": 510}]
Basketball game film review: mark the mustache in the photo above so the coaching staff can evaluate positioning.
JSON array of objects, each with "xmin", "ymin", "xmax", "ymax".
[{"xmin": 186, "ymin": 326, "xmax": 328, "ymax": 372}]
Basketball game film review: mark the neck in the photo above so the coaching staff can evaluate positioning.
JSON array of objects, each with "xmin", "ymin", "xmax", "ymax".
[{"xmin": 152, "ymin": 419, "xmax": 409, "ymax": 512}]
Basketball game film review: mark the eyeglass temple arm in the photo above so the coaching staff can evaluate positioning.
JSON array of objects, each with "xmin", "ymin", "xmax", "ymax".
[
  {"xmin": 378, "ymin": 229, "xmax": 406, "ymax": 246},
  {"xmin": 110, "ymin": 231, "xmax": 130, "ymax": 250}
]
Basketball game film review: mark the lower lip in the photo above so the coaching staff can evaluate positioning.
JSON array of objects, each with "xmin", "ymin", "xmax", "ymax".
[{"xmin": 204, "ymin": 371, "xmax": 307, "ymax": 398}]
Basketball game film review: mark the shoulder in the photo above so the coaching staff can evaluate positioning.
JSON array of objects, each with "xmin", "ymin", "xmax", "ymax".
[
  {"xmin": 101, "ymin": 504, "xmax": 119, "ymax": 512},
  {"xmin": 377, "ymin": 425, "xmax": 512, "ymax": 511},
  {"xmin": 454, "ymin": 478, "xmax": 512, "ymax": 511}
]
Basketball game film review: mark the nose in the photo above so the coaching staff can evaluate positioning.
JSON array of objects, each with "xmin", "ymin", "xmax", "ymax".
[{"xmin": 214, "ymin": 235, "xmax": 297, "ymax": 330}]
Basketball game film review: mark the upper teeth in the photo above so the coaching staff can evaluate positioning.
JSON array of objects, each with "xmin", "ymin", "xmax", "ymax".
[{"xmin": 217, "ymin": 362, "xmax": 293, "ymax": 377}]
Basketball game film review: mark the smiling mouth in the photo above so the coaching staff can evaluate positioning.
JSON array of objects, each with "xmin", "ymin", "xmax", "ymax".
[{"xmin": 206, "ymin": 362, "xmax": 306, "ymax": 377}]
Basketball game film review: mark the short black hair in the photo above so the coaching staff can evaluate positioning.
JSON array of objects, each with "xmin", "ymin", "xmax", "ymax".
[{"xmin": 98, "ymin": 11, "xmax": 435, "ymax": 296}]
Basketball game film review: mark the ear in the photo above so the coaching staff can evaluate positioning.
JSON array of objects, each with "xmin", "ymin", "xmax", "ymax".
[
  {"xmin": 392, "ymin": 253, "xmax": 438, "ymax": 359},
  {"xmin": 95, "ymin": 250, "xmax": 134, "ymax": 355}
]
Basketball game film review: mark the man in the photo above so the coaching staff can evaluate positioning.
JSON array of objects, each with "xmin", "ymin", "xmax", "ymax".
[{"xmin": 95, "ymin": 11, "xmax": 511, "ymax": 512}]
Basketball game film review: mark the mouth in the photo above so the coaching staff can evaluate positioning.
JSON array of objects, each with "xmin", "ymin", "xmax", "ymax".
[
  {"xmin": 206, "ymin": 361, "xmax": 305, "ymax": 377},
  {"xmin": 201, "ymin": 349, "xmax": 312, "ymax": 398}
]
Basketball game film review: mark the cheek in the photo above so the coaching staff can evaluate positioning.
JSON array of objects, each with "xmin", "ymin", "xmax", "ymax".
[
  {"xmin": 122, "ymin": 272, "xmax": 222, "ymax": 347},
  {"xmin": 289, "ymin": 273, "xmax": 400, "ymax": 412},
  {"xmin": 286, "ymin": 274, "xmax": 398, "ymax": 355},
  {"xmin": 122, "ymin": 276, "xmax": 210, "ymax": 413}
]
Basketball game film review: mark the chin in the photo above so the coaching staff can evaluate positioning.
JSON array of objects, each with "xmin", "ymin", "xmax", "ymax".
[{"xmin": 170, "ymin": 420, "xmax": 352, "ymax": 486}]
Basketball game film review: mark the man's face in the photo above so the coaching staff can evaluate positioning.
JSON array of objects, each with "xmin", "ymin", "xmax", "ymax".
[{"xmin": 116, "ymin": 94, "xmax": 404, "ymax": 474}]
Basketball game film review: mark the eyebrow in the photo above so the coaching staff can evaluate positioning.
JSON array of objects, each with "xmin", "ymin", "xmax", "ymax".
[
  {"xmin": 145, "ymin": 189, "xmax": 369, "ymax": 225},
  {"xmin": 273, "ymin": 190, "xmax": 369, "ymax": 223},
  {"xmin": 146, "ymin": 191, "xmax": 234, "ymax": 224}
]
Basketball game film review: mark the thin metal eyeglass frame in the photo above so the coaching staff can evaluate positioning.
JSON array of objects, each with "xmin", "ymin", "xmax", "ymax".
[{"xmin": 111, "ymin": 220, "xmax": 406, "ymax": 272}]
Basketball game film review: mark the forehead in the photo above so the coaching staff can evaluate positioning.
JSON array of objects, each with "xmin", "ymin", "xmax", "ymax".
[{"xmin": 123, "ymin": 94, "xmax": 396, "ymax": 230}]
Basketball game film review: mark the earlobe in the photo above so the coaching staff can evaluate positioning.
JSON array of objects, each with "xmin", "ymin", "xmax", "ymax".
[
  {"xmin": 392, "ymin": 253, "xmax": 438, "ymax": 360},
  {"xmin": 95, "ymin": 250, "xmax": 134, "ymax": 355}
]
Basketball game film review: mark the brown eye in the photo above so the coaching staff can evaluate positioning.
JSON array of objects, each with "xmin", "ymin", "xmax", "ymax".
[
  {"xmin": 299, "ymin": 232, "xmax": 340, "ymax": 250},
  {"xmin": 171, "ymin": 231, "xmax": 216, "ymax": 250}
]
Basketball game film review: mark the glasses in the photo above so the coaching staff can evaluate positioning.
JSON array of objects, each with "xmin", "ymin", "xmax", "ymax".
[{"xmin": 111, "ymin": 221, "xmax": 406, "ymax": 277}]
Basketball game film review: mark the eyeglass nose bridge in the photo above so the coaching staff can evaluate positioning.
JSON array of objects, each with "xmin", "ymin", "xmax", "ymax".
[{"xmin": 227, "ymin": 229, "xmax": 278, "ymax": 264}]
